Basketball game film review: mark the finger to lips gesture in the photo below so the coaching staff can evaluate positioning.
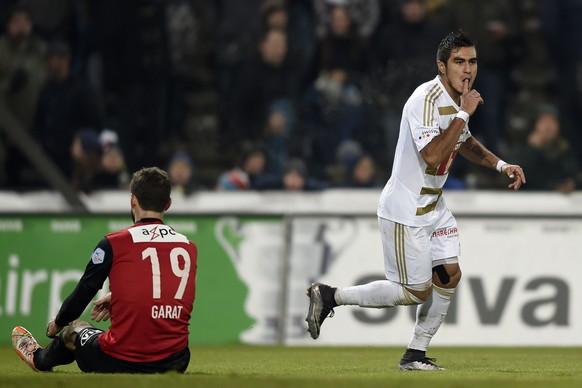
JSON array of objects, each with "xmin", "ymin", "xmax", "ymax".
[{"xmin": 460, "ymin": 79, "xmax": 484, "ymax": 115}]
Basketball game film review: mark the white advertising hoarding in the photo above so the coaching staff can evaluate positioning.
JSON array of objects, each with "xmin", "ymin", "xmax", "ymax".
[
  {"xmin": 2, "ymin": 190, "xmax": 581, "ymax": 346},
  {"xmin": 282, "ymin": 217, "xmax": 581, "ymax": 346}
]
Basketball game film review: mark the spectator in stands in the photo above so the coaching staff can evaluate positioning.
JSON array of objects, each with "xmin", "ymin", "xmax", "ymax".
[
  {"xmin": 540, "ymin": 0, "xmax": 582, "ymax": 166},
  {"xmin": 301, "ymin": 64, "xmax": 364, "ymax": 180},
  {"xmin": 317, "ymin": 3, "xmax": 369, "ymax": 75},
  {"xmin": 98, "ymin": 129, "xmax": 128, "ymax": 190},
  {"xmin": 69, "ymin": 127, "xmax": 127, "ymax": 192},
  {"xmin": 167, "ymin": 150, "xmax": 197, "ymax": 196},
  {"xmin": 33, "ymin": 40, "xmax": 103, "ymax": 177},
  {"xmin": 0, "ymin": 5, "xmax": 47, "ymax": 129},
  {"xmin": 84, "ymin": 1, "xmax": 172, "ymax": 172},
  {"xmin": 261, "ymin": 0, "xmax": 289, "ymax": 31},
  {"xmin": 230, "ymin": 27, "xmax": 302, "ymax": 174},
  {"xmin": 369, "ymin": 0, "xmax": 447, "ymax": 172},
  {"xmin": 340, "ymin": 153, "xmax": 381, "ymax": 188},
  {"xmin": 314, "ymin": 0, "xmax": 380, "ymax": 41},
  {"xmin": 207, "ymin": 0, "xmax": 263, "ymax": 139},
  {"xmin": 299, "ymin": 1, "xmax": 373, "ymax": 180},
  {"xmin": 70, "ymin": 128, "xmax": 103, "ymax": 192},
  {"xmin": 443, "ymin": 0, "xmax": 518, "ymax": 154},
  {"xmin": 0, "ymin": 5, "xmax": 47, "ymax": 186},
  {"xmin": 327, "ymin": 141, "xmax": 383, "ymax": 188},
  {"xmin": 216, "ymin": 143, "xmax": 267, "ymax": 191},
  {"xmin": 509, "ymin": 104, "xmax": 578, "ymax": 193},
  {"xmin": 259, "ymin": 0, "xmax": 316, "ymax": 92},
  {"xmin": 301, "ymin": 2, "xmax": 387, "ymax": 182},
  {"xmin": 253, "ymin": 157, "xmax": 329, "ymax": 191},
  {"xmin": 164, "ymin": 0, "xmax": 200, "ymax": 142}
]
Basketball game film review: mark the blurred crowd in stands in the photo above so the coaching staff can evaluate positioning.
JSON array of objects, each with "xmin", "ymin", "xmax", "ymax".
[{"xmin": 0, "ymin": 0, "xmax": 580, "ymax": 195}]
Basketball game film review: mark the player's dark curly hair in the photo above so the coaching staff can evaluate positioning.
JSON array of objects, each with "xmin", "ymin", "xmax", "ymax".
[
  {"xmin": 130, "ymin": 167, "xmax": 171, "ymax": 212},
  {"xmin": 436, "ymin": 29, "xmax": 477, "ymax": 64}
]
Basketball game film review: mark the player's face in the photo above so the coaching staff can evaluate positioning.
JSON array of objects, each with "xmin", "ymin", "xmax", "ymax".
[{"xmin": 439, "ymin": 46, "xmax": 478, "ymax": 98}]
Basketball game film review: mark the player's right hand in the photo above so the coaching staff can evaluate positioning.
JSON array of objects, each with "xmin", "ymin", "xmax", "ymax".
[
  {"xmin": 460, "ymin": 79, "xmax": 484, "ymax": 116},
  {"xmin": 91, "ymin": 292, "xmax": 111, "ymax": 322}
]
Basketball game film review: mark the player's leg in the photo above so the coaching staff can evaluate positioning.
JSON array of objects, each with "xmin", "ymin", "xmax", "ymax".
[
  {"xmin": 60, "ymin": 320, "xmax": 94, "ymax": 350},
  {"xmin": 305, "ymin": 218, "xmax": 432, "ymax": 339},
  {"xmin": 334, "ymin": 218, "xmax": 433, "ymax": 305},
  {"xmin": 72, "ymin": 324, "xmax": 191, "ymax": 373},
  {"xmin": 31, "ymin": 320, "xmax": 94, "ymax": 371},
  {"xmin": 400, "ymin": 210, "xmax": 461, "ymax": 371},
  {"xmin": 11, "ymin": 326, "xmax": 75, "ymax": 372},
  {"xmin": 64, "ymin": 322, "xmax": 123, "ymax": 373}
]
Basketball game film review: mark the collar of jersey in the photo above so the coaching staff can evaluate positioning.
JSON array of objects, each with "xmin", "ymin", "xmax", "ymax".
[{"xmin": 135, "ymin": 218, "xmax": 163, "ymax": 224}]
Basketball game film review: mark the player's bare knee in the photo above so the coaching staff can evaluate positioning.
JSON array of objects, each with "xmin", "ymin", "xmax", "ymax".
[
  {"xmin": 62, "ymin": 320, "xmax": 92, "ymax": 350},
  {"xmin": 448, "ymin": 267, "xmax": 462, "ymax": 287},
  {"xmin": 433, "ymin": 263, "xmax": 461, "ymax": 288}
]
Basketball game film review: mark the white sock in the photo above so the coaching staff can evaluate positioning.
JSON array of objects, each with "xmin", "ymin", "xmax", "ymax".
[
  {"xmin": 335, "ymin": 280, "xmax": 422, "ymax": 307},
  {"xmin": 407, "ymin": 285, "xmax": 455, "ymax": 351}
]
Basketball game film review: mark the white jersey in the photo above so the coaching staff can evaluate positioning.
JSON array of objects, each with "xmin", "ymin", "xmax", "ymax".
[{"xmin": 377, "ymin": 76, "xmax": 472, "ymax": 226}]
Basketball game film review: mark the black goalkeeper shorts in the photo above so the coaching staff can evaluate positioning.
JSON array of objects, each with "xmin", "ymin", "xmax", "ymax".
[{"xmin": 73, "ymin": 327, "xmax": 190, "ymax": 373}]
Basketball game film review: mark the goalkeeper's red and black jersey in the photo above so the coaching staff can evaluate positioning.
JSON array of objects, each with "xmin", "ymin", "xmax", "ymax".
[{"xmin": 55, "ymin": 218, "xmax": 197, "ymax": 363}]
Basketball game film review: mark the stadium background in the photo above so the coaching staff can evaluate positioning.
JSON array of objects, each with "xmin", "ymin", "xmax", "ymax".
[
  {"xmin": 0, "ymin": 0, "xmax": 581, "ymax": 348},
  {"xmin": 0, "ymin": 0, "xmax": 581, "ymax": 193}
]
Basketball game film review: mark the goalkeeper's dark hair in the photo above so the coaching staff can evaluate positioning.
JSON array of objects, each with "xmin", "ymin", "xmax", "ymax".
[
  {"xmin": 436, "ymin": 29, "xmax": 477, "ymax": 64},
  {"xmin": 130, "ymin": 167, "xmax": 171, "ymax": 212}
]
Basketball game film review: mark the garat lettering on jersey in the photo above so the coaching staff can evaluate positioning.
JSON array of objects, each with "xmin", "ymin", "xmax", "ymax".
[
  {"xmin": 152, "ymin": 305, "xmax": 184, "ymax": 319},
  {"xmin": 128, "ymin": 224, "xmax": 189, "ymax": 243}
]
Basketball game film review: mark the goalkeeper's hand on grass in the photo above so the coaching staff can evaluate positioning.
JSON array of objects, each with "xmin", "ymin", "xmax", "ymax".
[{"xmin": 91, "ymin": 292, "xmax": 111, "ymax": 322}]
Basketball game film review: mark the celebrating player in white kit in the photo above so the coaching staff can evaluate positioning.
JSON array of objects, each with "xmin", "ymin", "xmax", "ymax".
[{"xmin": 306, "ymin": 30, "xmax": 526, "ymax": 370}]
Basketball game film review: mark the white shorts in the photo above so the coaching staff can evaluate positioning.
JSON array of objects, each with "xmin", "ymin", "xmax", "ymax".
[{"xmin": 378, "ymin": 209, "xmax": 460, "ymax": 289}]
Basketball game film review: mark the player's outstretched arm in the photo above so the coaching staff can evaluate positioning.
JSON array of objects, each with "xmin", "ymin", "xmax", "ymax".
[{"xmin": 459, "ymin": 137, "xmax": 526, "ymax": 190}]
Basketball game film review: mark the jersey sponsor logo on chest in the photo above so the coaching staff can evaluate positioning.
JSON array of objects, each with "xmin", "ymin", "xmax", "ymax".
[{"xmin": 128, "ymin": 224, "xmax": 189, "ymax": 243}]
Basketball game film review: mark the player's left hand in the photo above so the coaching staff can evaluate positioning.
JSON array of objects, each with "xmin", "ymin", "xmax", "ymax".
[
  {"xmin": 91, "ymin": 292, "xmax": 111, "ymax": 322},
  {"xmin": 46, "ymin": 319, "xmax": 63, "ymax": 338},
  {"xmin": 502, "ymin": 164, "xmax": 526, "ymax": 190}
]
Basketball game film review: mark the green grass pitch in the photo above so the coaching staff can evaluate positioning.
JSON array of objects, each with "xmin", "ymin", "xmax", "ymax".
[{"xmin": 1, "ymin": 345, "xmax": 581, "ymax": 388}]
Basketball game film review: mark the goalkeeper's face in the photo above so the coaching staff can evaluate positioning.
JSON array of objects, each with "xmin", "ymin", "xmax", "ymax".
[{"xmin": 439, "ymin": 46, "xmax": 478, "ymax": 98}]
